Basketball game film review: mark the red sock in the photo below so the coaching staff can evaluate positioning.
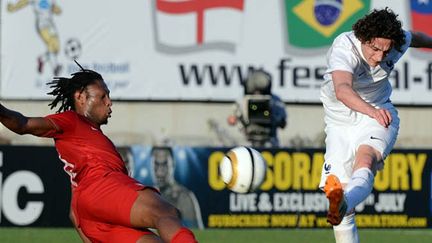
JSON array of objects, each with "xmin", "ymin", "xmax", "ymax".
[{"xmin": 171, "ymin": 227, "xmax": 198, "ymax": 243}]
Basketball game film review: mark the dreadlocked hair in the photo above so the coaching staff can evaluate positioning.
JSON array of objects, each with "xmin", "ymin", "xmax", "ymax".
[
  {"xmin": 47, "ymin": 69, "xmax": 103, "ymax": 113},
  {"xmin": 353, "ymin": 7, "xmax": 405, "ymax": 52}
]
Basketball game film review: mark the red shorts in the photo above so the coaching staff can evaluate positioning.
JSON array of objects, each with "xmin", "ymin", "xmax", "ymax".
[{"xmin": 72, "ymin": 171, "xmax": 159, "ymax": 243}]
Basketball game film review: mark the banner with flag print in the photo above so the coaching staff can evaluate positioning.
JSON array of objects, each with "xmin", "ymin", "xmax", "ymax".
[
  {"xmin": 3, "ymin": 0, "xmax": 432, "ymax": 105},
  {"xmin": 410, "ymin": 0, "xmax": 432, "ymax": 52},
  {"xmin": 155, "ymin": 0, "xmax": 244, "ymax": 51},
  {"xmin": 284, "ymin": 0, "xmax": 370, "ymax": 48}
]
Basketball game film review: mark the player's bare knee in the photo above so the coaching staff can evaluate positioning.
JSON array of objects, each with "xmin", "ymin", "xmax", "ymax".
[
  {"xmin": 357, "ymin": 145, "xmax": 381, "ymax": 158},
  {"xmin": 160, "ymin": 202, "xmax": 181, "ymax": 219},
  {"xmin": 137, "ymin": 193, "xmax": 181, "ymax": 226},
  {"xmin": 354, "ymin": 145, "xmax": 380, "ymax": 170}
]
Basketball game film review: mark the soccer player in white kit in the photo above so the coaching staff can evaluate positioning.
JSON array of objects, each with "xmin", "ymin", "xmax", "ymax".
[
  {"xmin": 320, "ymin": 8, "xmax": 432, "ymax": 243},
  {"xmin": 7, "ymin": 0, "xmax": 62, "ymax": 76}
]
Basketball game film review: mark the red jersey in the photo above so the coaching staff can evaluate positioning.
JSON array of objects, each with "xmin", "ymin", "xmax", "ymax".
[{"xmin": 42, "ymin": 111, "xmax": 128, "ymax": 188}]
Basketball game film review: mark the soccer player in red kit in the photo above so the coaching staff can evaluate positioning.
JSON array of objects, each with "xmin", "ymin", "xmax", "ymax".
[{"xmin": 0, "ymin": 64, "xmax": 198, "ymax": 243}]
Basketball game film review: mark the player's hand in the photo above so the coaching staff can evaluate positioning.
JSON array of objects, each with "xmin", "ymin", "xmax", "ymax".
[
  {"xmin": 52, "ymin": 5, "xmax": 62, "ymax": 15},
  {"xmin": 371, "ymin": 108, "xmax": 392, "ymax": 128},
  {"xmin": 7, "ymin": 3, "xmax": 15, "ymax": 12},
  {"xmin": 227, "ymin": 115, "xmax": 237, "ymax": 125}
]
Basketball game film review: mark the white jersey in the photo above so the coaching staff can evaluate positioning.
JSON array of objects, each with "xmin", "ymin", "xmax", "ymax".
[
  {"xmin": 31, "ymin": 0, "xmax": 56, "ymax": 30},
  {"xmin": 320, "ymin": 30, "xmax": 411, "ymax": 123}
]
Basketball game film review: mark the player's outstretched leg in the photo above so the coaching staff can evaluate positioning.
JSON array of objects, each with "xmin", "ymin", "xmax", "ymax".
[
  {"xmin": 131, "ymin": 189, "xmax": 198, "ymax": 243},
  {"xmin": 324, "ymin": 174, "xmax": 347, "ymax": 225}
]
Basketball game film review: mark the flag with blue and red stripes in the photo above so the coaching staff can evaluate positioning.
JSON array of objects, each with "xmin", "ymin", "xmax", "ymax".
[{"xmin": 410, "ymin": 0, "xmax": 432, "ymax": 51}]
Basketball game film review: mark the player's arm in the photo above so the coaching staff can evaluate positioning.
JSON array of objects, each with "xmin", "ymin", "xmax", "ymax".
[
  {"xmin": 7, "ymin": 0, "xmax": 29, "ymax": 12},
  {"xmin": 52, "ymin": 4, "xmax": 62, "ymax": 15},
  {"xmin": 410, "ymin": 31, "xmax": 432, "ymax": 48},
  {"xmin": 332, "ymin": 70, "xmax": 391, "ymax": 127},
  {"xmin": 0, "ymin": 103, "xmax": 57, "ymax": 136}
]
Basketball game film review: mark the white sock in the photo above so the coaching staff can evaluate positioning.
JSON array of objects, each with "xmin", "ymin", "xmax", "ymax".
[
  {"xmin": 333, "ymin": 213, "xmax": 359, "ymax": 243},
  {"xmin": 344, "ymin": 167, "xmax": 374, "ymax": 212}
]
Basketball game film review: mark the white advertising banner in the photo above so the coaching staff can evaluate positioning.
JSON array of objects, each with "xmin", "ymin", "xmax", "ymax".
[{"xmin": 1, "ymin": 0, "xmax": 432, "ymax": 104}]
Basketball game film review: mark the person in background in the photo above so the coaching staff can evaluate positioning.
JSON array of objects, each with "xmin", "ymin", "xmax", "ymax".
[
  {"xmin": 7, "ymin": 0, "xmax": 63, "ymax": 75},
  {"xmin": 228, "ymin": 70, "xmax": 287, "ymax": 147},
  {"xmin": 320, "ymin": 7, "xmax": 432, "ymax": 243},
  {"xmin": 150, "ymin": 147, "xmax": 204, "ymax": 229}
]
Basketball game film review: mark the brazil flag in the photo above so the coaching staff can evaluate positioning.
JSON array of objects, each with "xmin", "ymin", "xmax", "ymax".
[{"xmin": 285, "ymin": 0, "xmax": 370, "ymax": 48}]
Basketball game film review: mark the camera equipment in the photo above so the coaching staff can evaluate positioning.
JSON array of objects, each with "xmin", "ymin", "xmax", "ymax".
[
  {"xmin": 242, "ymin": 95, "xmax": 272, "ymax": 147},
  {"xmin": 243, "ymin": 95, "xmax": 271, "ymax": 125}
]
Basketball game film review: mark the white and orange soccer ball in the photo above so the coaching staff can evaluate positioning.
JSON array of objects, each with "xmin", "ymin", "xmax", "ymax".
[{"xmin": 219, "ymin": 146, "xmax": 267, "ymax": 193}]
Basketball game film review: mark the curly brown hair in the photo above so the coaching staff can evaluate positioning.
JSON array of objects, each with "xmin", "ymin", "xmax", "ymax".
[{"xmin": 353, "ymin": 7, "xmax": 405, "ymax": 52}]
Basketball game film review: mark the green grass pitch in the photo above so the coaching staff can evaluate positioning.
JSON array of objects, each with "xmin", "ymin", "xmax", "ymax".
[{"xmin": 0, "ymin": 228, "xmax": 431, "ymax": 243}]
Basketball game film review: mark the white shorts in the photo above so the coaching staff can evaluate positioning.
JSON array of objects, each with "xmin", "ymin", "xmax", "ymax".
[{"xmin": 319, "ymin": 107, "xmax": 399, "ymax": 189}]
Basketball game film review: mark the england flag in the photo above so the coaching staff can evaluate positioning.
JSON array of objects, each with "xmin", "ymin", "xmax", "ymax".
[{"xmin": 155, "ymin": 0, "xmax": 244, "ymax": 51}]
